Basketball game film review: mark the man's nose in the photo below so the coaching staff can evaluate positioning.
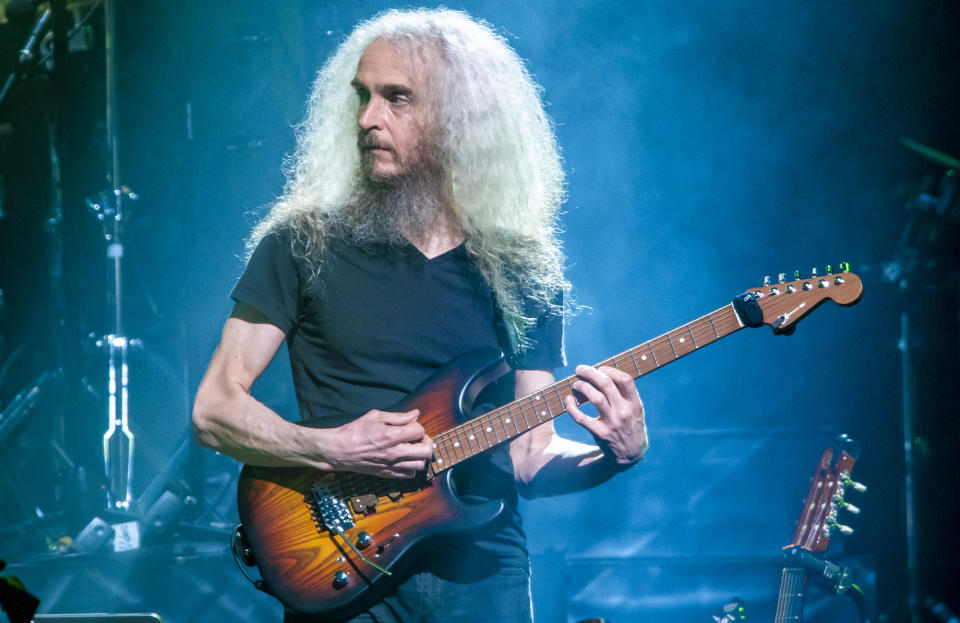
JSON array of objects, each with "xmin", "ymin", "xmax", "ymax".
[{"xmin": 358, "ymin": 96, "xmax": 385, "ymax": 130}]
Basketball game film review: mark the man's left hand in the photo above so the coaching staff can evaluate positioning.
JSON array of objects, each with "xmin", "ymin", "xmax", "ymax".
[{"xmin": 563, "ymin": 364, "xmax": 647, "ymax": 468}]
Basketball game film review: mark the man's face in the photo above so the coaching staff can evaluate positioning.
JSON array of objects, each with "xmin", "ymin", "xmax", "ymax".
[{"xmin": 352, "ymin": 38, "xmax": 435, "ymax": 183}]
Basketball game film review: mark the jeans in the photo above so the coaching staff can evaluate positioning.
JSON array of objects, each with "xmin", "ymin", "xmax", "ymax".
[{"xmin": 284, "ymin": 565, "xmax": 533, "ymax": 623}]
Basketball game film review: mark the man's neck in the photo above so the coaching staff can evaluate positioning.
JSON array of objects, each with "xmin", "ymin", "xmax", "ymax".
[{"xmin": 405, "ymin": 211, "xmax": 464, "ymax": 259}]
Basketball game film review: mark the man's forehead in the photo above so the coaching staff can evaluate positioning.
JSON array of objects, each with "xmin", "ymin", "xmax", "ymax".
[{"xmin": 353, "ymin": 37, "xmax": 430, "ymax": 86}]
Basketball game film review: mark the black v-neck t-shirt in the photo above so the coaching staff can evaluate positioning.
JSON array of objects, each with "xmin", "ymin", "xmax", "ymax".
[{"xmin": 232, "ymin": 227, "xmax": 564, "ymax": 427}]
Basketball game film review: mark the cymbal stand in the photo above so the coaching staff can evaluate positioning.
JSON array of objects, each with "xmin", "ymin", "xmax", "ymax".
[{"xmin": 85, "ymin": 0, "xmax": 139, "ymax": 511}]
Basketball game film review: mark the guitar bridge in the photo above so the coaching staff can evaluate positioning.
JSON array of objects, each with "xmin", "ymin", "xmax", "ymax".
[{"xmin": 311, "ymin": 485, "xmax": 355, "ymax": 532}]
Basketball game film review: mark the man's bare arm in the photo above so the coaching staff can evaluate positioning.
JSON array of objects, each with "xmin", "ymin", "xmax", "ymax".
[
  {"xmin": 191, "ymin": 302, "xmax": 434, "ymax": 478},
  {"xmin": 509, "ymin": 367, "xmax": 647, "ymax": 498}
]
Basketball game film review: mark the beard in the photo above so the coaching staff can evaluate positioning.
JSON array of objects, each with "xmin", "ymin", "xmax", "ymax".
[{"xmin": 334, "ymin": 144, "xmax": 450, "ymax": 249}]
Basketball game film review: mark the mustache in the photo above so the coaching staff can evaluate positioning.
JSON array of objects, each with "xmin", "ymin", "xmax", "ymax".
[{"xmin": 358, "ymin": 133, "xmax": 389, "ymax": 150}]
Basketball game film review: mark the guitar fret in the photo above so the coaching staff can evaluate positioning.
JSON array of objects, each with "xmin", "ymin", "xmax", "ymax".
[
  {"xmin": 441, "ymin": 442, "xmax": 455, "ymax": 467},
  {"xmin": 560, "ymin": 378, "xmax": 578, "ymax": 406},
  {"xmin": 609, "ymin": 354, "xmax": 622, "ymax": 375},
  {"xmin": 433, "ymin": 439, "xmax": 447, "ymax": 467},
  {"xmin": 458, "ymin": 432, "xmax": 471, "ymax": 459},
  {"xmin": 707, "ymin": 313, "xmax": 720, "ymax": 339},
  {"xmin": 694, "ymin": 320, "xmax": 716, "ymax": 346},
  {"xmin": 538, "ymin": 392, "xmax": 552, "ymax": 419},
  {"xmin": 652, "ymin": 338, "xmax": 672, "ymax": 363},
  {"xmin": 550, "ymin": 384, "xmax": 566, "ymax": 414},
  {"xmin": 477, "ymin": 418, "xmax": 494, "ymax": 447},
  {"xmin": 501, "ymin": 405, "xmax": 520, "ymax": 437},
  {"xmin": 686, "ymin": 324, "xmax": 697, "ymax": 347},
  {"xmin": 488, "ymin": 416, "xmax": 502, "ymax": 443},
  {"xmin": 519, "ymin": 398, "xmax": 535, "ymax": 427},
  {"xmin": 647, "ymin": 342, "xmax": 659, "ymax": 366},
  {"xmin": 504, "ymin": 405, "xmax": 521, "ymax": 436},
  {"xmin": 666, "ymin": 334, "xmax": 679, "ymax": 358},
  {"xmin": 465, "ymin": 425, "xmax": 483, "ymax": 454},
  {"xmin": 450, "ymin": 430, "xmax": 466, "ymax": 461},
  {"xmin": 482, "ymin": 419, "xmax": 496, "ymax": 446},
  {"xmin": 433, "ymin": 442, "xmax": 448, "ymax": 468}
]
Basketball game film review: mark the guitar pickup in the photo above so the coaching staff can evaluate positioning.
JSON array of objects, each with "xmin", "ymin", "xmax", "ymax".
[{"xmin": 349, "ymin": 494, "xmax": 380, "ymax": 514}]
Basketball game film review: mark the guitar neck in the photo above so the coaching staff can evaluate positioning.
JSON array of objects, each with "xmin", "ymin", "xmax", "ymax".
[
  {"xmin": 775, "ymin": 567, "xmax": 807, "ymax": 623},
  {"xmin": 428, "ymin": 303, "xmax": 746, "ymax": 473}
]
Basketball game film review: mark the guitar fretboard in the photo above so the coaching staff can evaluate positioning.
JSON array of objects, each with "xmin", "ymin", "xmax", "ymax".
[
  {"xmin": 427, "ymin": 303, "xmax": 746, "ymax": 473},
  {"xmin": 774, "ymin": 567, "xmax": 807, "ymax": 623}
]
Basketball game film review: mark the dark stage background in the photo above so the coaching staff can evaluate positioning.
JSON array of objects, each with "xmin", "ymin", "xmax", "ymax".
[{"xmin": 1, "ymin": 1, "xmax": 958, "ymax": 622}]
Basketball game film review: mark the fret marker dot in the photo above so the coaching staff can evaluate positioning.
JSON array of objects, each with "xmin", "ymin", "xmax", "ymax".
[
  {"xmin": 469, "ymin": 434, "xmax": 475, "ymax": 440},
  {"xmin": 505, "ymin": 418, "xmax": 511, "ymax": 423},
  {"xmin": 679, "ymin": 337, "xmax": 685, "ymax": 343},
  {"xmin": 641, "ymin": 355, "xmax": 647, "ymax": 360},
  {"xmin": 486, "ymin": 427, "xmax": 492, "ymax": 433},
  {"xmin": 454, "ymin": 442, "xmax": 460, "ymax": 447},
  {"xmin": 541, "ymin": 410, "xmax": 546, "ymax": 416},
  {"xmin": 535, "ymin": 395, "xmax": 541, "ymax": 400},
  {"xmin": 437, "ymin": 458, "xmax": 444, "ymax": 463}
]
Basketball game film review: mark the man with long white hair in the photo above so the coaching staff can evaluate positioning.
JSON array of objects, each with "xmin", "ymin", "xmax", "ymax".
[{"xmin": 193, "ymin": 8, "xmax": 647, "ymax": 622}]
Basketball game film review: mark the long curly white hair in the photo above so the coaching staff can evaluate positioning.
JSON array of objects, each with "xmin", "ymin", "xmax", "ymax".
[{"xmin": 249, "ymin": 8, "xmax": 569, "ymax": 349}]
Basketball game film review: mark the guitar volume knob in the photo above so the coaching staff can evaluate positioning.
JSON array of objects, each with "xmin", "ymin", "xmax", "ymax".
[
  {"xmin": 356, "ymin": 531, "xmax": 373, "ymax": 549},
  {"xmin": 333, "ymin": 570, "xmax": 349, "ymax": 589}
]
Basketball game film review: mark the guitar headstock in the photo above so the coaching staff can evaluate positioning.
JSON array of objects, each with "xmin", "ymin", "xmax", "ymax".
[
  {"xmin": 785, "ymin": 434, "xmax": 866, "ymax": 553},
  {"xmin": 734, "ymin": 263, "xmax": 864, "ymax": 334}
]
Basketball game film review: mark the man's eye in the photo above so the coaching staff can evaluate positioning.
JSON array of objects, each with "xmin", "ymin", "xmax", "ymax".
[
  {"xmin": 355, "ymin": 90, "xmax": 370, "ymax": 103},
  {"xmin": 389, "ymin": 94, "xmax": 410, "ymax": 104}
]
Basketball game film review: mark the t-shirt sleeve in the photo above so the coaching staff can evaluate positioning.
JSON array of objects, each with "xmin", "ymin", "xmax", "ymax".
[
  {"xmin": 230, "ymin": 229, "xmax": 301, "ymax": 334},
  {"xmin": 512, "ymin": 296, "xmax": 566, "ymax": 371}
]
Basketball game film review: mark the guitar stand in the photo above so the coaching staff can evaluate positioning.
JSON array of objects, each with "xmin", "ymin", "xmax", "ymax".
[{"xmin": 782, "ymin": 547, "xmax": 871, "ymax": 623}]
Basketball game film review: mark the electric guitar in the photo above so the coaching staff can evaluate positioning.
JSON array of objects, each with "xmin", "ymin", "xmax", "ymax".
[
  {"xmin": 774, "ymin": 435, "xmax": 865, "ymax": 622},
  {"xmin": 236, "ymin": 267, "xmax": 864, "ymax": 618}
]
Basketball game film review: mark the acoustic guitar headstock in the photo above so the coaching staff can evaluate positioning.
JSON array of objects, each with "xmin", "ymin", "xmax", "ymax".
[{"xmin": 785, "ymin": 434, "xmax": 866, "ymax": 553}]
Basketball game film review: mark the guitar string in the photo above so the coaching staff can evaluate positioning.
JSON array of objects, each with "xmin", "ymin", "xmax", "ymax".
[{"xmin": 775, "ymin": 568, "xmax": 805, "ymax": 622}]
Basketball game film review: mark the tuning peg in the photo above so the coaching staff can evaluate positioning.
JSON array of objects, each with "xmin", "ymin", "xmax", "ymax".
[
  {"xmin": 842, "ymin": 475, "xmax": 867, "ymax": 493},
  {"xmin": 811, "ymin": 267, "xmax": 818, "ymax": 277},
  {"xmin": 840, "ymin": 261, "xmax": 851, "ymax": 273},
  {"xmin": 763, "ymin": 275, "xmax": 771, "ymax": 286},
  {"xmin": 793, "ymin": 270, "xmax": 801, "ymax": 280},
  {"xmin": 778, "ymin": 272, "xmax": 786, "ymax": 283},
  {"xmin": 834, "ymin": 495, "xmax": 861, "ymax": 514},
  {"xmin": 826, "ymin": 264, "xmax": 833, "ymax": 275},
  {"xmin": 828, "ymin": 519, "xmax": 854, "ymax": 536}
]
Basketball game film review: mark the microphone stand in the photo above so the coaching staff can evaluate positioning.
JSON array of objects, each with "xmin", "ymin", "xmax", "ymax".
[{"xmin": 0, "ymin": 8, "xmax": 52, "ymax": 108}]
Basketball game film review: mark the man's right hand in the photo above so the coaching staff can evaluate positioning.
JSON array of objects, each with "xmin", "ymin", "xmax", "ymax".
[{"xmin": 321, "ymin": 408, "xmax": 434, "ymax": 479}]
